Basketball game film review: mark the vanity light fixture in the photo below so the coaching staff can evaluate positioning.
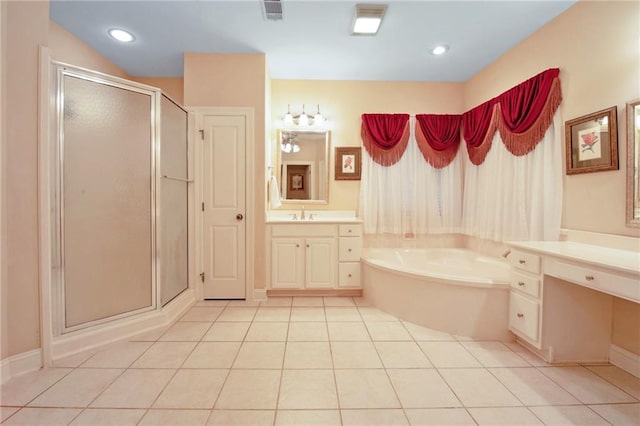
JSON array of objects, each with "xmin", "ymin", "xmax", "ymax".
[
  {"xmin": 108, "ymin": 28, "xmax": 135, "ymax": 43},
  {"xmin": 282, "ymin": 104, "xmax": 327, "ymax": 127},
  {"xmin": 352, "ymin": 4, "xmax": 387, "ymax": 35},
  {"xmin": 430, "ymin": 45, "xmax": 449, "ymax": 55},
  {"xmin": 281, "ymin": 131, "xmax": 300, "ymax": 153}
]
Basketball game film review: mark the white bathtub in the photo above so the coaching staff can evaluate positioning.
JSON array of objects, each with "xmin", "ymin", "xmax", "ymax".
[{"xmin": 361, "ymin": 248, "xmax": 513, "ymax": 340}]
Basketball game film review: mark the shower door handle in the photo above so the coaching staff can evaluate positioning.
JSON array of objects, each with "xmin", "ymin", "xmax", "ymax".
[{"xmin": 236, "ymin": 213, "xmax": 244, "ymax": 221}]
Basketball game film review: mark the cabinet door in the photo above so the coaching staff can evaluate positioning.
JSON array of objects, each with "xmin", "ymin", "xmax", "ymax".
[
  {"xmin": 305, "ymin": 238, "xmax": 336, "ymax": 288},
  {"xmin": 272, "ymin": 238, "xmax": 304, "ymax": 288}
]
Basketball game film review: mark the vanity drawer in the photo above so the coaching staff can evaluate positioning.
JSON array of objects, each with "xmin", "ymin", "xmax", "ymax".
[
  {"xmin": 509, "ymin": 249, "xmax": 541, "ymax": 275},
  {"xmin": 511, "ymin": 271, "xmax": 540, "ymax": 299},
  {"xmin": 339, "ymin": 237, "xmax": 362, "ymax": 262},
  {"xmin": 339, "ymin": 224, "xmax": 362, "ymax": 237},
  {"xmin": 339, "ymin": 262, "xmax": 361, "ymax": 287},
  {"xmin": 272, "ymin": 224, "xmax": 336, "ymax": 238},
  {"xmin": 509, "ymin": 292, "xmax": 540, "ymax": 344}
]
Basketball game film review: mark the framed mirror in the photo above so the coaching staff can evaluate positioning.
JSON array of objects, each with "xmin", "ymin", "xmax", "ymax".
[
  {"xmin": 627, "ymin": 99, "xmax": 640, "ymax": 227},
  {"xmin": 278, "ymin": 129, "xmax": 330, "ymax": 204}
]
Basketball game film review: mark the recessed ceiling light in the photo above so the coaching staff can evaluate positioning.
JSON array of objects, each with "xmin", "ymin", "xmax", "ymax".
[
  {"xmin": 431, "ymin": 45, "xmax": 449, "ymax": 55},
  {"xmin": 352, "ymin": 4, "xmax": 387, "ymax": 36},
  {"xmin": 108, "ymin": 28, "xmax": 135, "ymax": 43}
]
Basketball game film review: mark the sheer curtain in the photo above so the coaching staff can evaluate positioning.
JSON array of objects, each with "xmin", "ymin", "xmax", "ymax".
[
  {"xmin": 360, "ymin": 117, "xmax": 462, "ymax": 235},
  {"xmin": 462, "ymin": 112, "xmax": 563, "ymax": 241}
]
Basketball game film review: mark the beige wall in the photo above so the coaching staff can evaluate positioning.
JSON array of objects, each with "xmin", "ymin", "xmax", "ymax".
[
  {"xmin": 134, "ymin": 77, "xmax": 184, "ymax": 105},
  {"xmin": 184, "ymin": 53, "xmax": 267, "ymax": 289},
  {"xmin": 270, "ymin": 80, "xmax": 464, "ymax": 211},
  {"xmin": 1, "ymin": 0, "xmax": 8, "ymax": 360},
  {"xmin": 463, "ymin": 0, "xmax": 640, "ymax": 355}
]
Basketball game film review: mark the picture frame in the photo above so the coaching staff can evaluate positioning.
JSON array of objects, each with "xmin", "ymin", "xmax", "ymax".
[
  {"xmin": 289, "ymin": 173, "xmax": 304, "ymax": 191},
  {"xmin": 335, "ymin": 147, "xmax": 362, "ymax": 180},
  {"xmin": 565, "ymin": 106, "xmax": 618, "ymax": 175}
]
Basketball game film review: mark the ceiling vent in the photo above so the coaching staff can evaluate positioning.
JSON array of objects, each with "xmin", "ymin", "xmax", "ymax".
[{"xmin": 263, "ymin": 0, "xmax": 283, "ymax": 21}]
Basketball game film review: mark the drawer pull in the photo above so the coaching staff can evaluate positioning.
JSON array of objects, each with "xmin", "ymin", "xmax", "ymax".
[
  {"xmin": 585, "ymin": 275, "xmax": 595, "ymax": 281},
  {"xmin": 518, "ymin": 259, "xmax": 526, "ymax": 264},
  {"xmin": 348, "ymin": 274, "xmax": 352, "ymax": 278},
  {"xmin": 517, "ymin": 313, "xmax": 524, "ymax": 318},
  {"xmin": 296, "ymin": 244, "xmax": 299, "ymax": 248},
  {"xmin": 518, "ymin": 281, "xmax": 525, "ymax": 286},
  {"xmin": 348, "ymin": 229, "xmax": 352, "ymax": 233},
  {"xmin": 348, "ymin": 248, "xmax": 352, "ymax": 252}
]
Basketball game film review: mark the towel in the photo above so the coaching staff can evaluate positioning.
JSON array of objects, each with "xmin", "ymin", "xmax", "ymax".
[{"xmin": 268, "ymin": 175, "xmax": 282, "ymax": 209}]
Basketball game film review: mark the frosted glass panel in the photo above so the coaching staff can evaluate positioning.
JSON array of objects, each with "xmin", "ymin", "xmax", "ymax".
[
  {"xmin": 160, "ymin": 95, "xmax": 188, "ymax": 305},
  {"xmin": 63, "ymin": 75, "xmax": 152, "ymax": 327}
]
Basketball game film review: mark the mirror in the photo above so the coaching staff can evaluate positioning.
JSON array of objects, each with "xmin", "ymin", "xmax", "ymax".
[
  {"xmin": 278, "ymin": 129, "xmax": 330, "ymax": 203},
  {"xmin": 627, "ymin": 99, "xmax": 640, "ymax": 227}
]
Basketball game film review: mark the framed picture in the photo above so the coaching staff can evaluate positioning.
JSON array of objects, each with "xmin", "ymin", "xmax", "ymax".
[
  {"xmin": 565, "ymin": 106, "xmax": 618, "ymax": 174},
  {"xmin": 335, "ymin": 147, "xmax": 362, "ymax": 180},
  {"xmin": 290, "ymin": 173, "xmax": 304, "ymax": 191}
]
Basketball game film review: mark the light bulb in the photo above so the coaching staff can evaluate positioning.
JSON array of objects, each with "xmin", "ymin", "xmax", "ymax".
[
  {"xmin": 298, "ymin": 104, "xmax": 309, "ymax": 126},
  {"xmin": 292, "ymin": 143, "xmax": 300, "ymax": 153},
  {"xmin": 283, "ymin": 104, "xmax": 294, "ymax": 125},
  {"xmin": 314, "ymin": 104, "xmax": 324, "ymax": 126}
]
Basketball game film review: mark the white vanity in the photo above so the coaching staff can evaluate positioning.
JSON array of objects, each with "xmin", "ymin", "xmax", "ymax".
[
  {"xmin": 266, "ymin": 211, "xmax": 363, "ymax": 296},
  {"xmin": 508, "ymin": 240, "xmax": 640, "ymax": 366}
]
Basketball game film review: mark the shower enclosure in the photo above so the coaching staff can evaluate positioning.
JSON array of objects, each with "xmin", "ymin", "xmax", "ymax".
[{"xmin": 51, "ymin": 63, "xmax": 189, "ymax": 334}]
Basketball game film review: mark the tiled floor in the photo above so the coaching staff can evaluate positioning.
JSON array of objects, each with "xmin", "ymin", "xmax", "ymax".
[{"xmin": 1, "ymin": 296, "xmax": 639, "ymax": 425}]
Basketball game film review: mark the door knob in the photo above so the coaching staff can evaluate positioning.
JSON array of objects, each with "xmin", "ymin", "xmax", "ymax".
[{"xmin": 236, "ymin": 213, "xmax": 244, "ymax": 220}]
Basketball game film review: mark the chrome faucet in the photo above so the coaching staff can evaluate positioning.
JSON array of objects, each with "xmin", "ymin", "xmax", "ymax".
[{"xmin": 300, "ymin": 205, "xmax": 306, "ymax": 220}]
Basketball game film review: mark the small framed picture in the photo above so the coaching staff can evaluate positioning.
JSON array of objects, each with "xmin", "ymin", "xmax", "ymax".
[
  {"xmin": 335, "ymin": 147, "xmax": 362, "ymax": 180},
  {"xmin": 565, "ymin": 106, "xmax": 618, "ymax": 174},
  {"xmin": 290, "ymin": 173, "xmax": 304, "ymax": 191}
]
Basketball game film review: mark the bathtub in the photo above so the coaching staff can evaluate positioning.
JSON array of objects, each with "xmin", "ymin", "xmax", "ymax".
[{"xmin": 361, "ymin": 248, "xmax": 513, "ymax": 340}]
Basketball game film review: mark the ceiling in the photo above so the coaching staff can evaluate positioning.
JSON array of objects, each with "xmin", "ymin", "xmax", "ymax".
[{"xmin": 50, "ymin": 0, "xmax": 577, "ymax": 82}]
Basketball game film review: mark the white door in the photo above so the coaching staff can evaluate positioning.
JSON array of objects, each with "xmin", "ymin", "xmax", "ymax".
[
  {"xmin": 202, "ymin": 115, "xmax": 246, "ymax": 299},
  {"xmin": 271, "ymin": 238, "xmax": 304, "ymax": 289},
  {"xmin": 305, "ymin": 238, "xmax": 336, "ymax": 288}
]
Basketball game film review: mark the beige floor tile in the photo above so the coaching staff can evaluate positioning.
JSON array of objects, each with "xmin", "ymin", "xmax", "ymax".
[
  {"xmin": 278, "ymin": 369, "xmax": 338, "ymax": 409},
  {"xmin": 139, "ymin": 409, "xmax": 211, "ymax": 426},
  {"xmin": 358, "ymin": 307, "xmax": 399, "ymax": 321},
  {"xmin": 290, "ymin": 307, "xmax": 326, "ymax": 321},
  {"xmin": 0, "ymin": 407, "xmax": 20, "ymax": 423},
  {"xmin": 461, "ymin": 341, "xmax": 530, "ymax": 367},
  {"xmin": 207, "ymin": 409, "xmax": 275, "ymax": 425},
  {"xmin": 180, "ymin": 307, "xmax": 223, "ymax": 322},
  {"xmin": 352, "ymin": 297, "xmax": 371, "ymax": 307},
  {"xmin": 254, "ymin": 307, "xmax": 291, "ymax": 322},
  {"xmin": 323, "ymin": 296, "xmax": 356, "ymax": 307},
  {"xmin": 418, "ymin": 342, "xmax": 482, "ymax": 368},
  {"xmin": 232, "ymin": 342, "xmax": 285, "ymax": 369},
  {"xmin": 402, "ymin": 321, "xmax": 456, "ymax": 341},
  {"xmin": 69, "ymin": 408, "xmax": 145, "ymax": 425},
  {"xmin": 153, "ymin": 369, "xmax": 228, "ymax": 409},
  {"xmin": 202, "ymin": 322, "xmax": 250, "ymax": 341},
  {"xmin": 327, "ymin": 322, "xmax": 371, "ymax": 341},
  {"xmin": 375, "ymin": 342, "xmax": 432, "ymax": 368},
  {"xmin": 195, "ymin": 300, "xmax": 229, "ymax": 307},
  {"xmin": 216, "ymin": 307, "xmax": 257, "ymax": 322},
  {"xmin": 388, "ymin": 369, "xmax": 461, "ymax": 408},
  {"xmin": 90, "ymin": 369, "xmax": 175, "ymax": 408},
  {"xmin": 2, "ymin": 407, "xmax": 82, "ymax": 425},
  {"xmin": 261, "ymin": 297, "xmax": 293, "ymax": 307},
  {"xmin": 287, "ymin": 322, "xmax": 329, "ymax": 341},
  {"xmin": 325, "ymin": 307, "xmax": 362, "ymax": 321},
  {"xmin": 587, "ymin": 365, "xmax": 640, "ymax": 399},
  {"xmin": 404, "ymin": 408, "xmax": 476, "ymax": 425},
  {"xmin": 215, "ymin": 370, "xmax": 281, "ymax": 409},
  {"xmin": 539, "ymin": 366, "xmax": 637, "ymax": 404},
  {"xmin": 284, "ymin": 341, "xmax": 333, "ymax": 369},
  {"xmin": 439, "ymin": 368, "xmax": 522, "ymax": 407},
  {"xmin": 334, "ymin": 369, "xmax": 401, "ymax": 409},
  {"xmin": 504, "ymin": 342, "xmax": 550, "ymax": 367},
  {"xmin": 341, "ymin": 409, "xmax": 408, "ymax": 425},
  {"xmin": 490, "ymin": 367, "xmax": 580, "ymax": 406},
  {"xmin": 245, "ymin": 322, "xmax": 289, "ymax": 341},
  {"xmin": 227, "ymin": 299, "xmax": 262, "ymax": 307},
  {"xmin": 589, "ymin": 403, "xmax": 640, "ymax": 426},
  {"xmin": 467, "ymin": 407, "xmax": 543, "ymax": 425},
  {"xmin": 183, "ymin": 342, "xmax": 241, "ymax": 368},
  {"xmin": 81, "ymin": 342, "xmax": 151, "ymax": 368},
  {"xmin": 331, "ymin": 341, "xmax": 383, "ymax": 368},
  {"xmin": 292, "ymin": 296, "xmax": 324, "ymax": 306},
  {"xmin": 131, "ymin": 341, "xmax": 196, "ymax": 368},
  {"xmin": 53, "ymin": 351, "xmax": 96, "ymax": 368},
  {"xmin": 29, "ymin": 368, "xmax": 123, "ymax": 408},
  {"xmin": 159, "ymin": 321, "xmax": 211, "ymax": 341},
  {"xmin": 529, "ymin": 405, "xmax": 610, "ymax": 425},
  {"xmin": 366, "ymin": 321, "xmax": 412, "ymax": 341},
  {"xmin": 0, "ymin": 368, "xmax": 72, "ymax": 406},
  {"xmin": 275, "ymin": 409, "xmax": 341, "ymax": 425}
]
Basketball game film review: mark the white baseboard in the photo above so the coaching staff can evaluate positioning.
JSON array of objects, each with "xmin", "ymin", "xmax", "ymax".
[
  {"xmin": 0, "ymin": 349, "xmax": 42, "ymax": 385},
  {"xmin": 50, "ymin": 288, "xmax": 196, "ymax": 363},
  {"xmin": 253, "ymin": 288, "xmax": 267, "ymax": 301},
  {"xmin": 610, "ymin": 344, "xmax": 640, "ymax": 379}
]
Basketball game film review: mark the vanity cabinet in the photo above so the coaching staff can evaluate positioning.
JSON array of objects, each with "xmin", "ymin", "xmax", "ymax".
[{"xmin": 269, "ymin": 223, "xmax": 362, "ymax": 291}]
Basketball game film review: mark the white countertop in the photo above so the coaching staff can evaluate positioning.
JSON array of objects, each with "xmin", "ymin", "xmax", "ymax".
[{"xmin": 266, "ymin": 210, "xmax": 362, "ymax": 224}]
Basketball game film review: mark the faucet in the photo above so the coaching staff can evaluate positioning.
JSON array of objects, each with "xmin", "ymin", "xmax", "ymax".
[{"xmin": 300, "ymin": 205, "xmax": 306, "ymax": 220}]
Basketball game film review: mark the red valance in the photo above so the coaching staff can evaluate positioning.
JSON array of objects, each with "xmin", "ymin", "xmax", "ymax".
[
  {"xmin": 462, "ymin": 102, "xmax": 500, "ymax": 165},
  {"xmin": 415, "ymin": 114, "xmax": 461, "ymax": 169},
  {"xmin": 361, "ymin": 114, "xmax": 410, "ymax": 166}
]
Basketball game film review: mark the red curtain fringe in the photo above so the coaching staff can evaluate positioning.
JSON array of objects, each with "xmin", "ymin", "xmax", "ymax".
[
  {"xmin": 361, "ymin": 122, "xmax": 410, "ymax": 166},
  {"xmin": 466, "ymin": 107, "xmax": 500, "ymax": 166},
  {"xmin": 415, "ymin": 124, "xmax": 460, "ymax": 169},
  {"xmin": 497, "ymin": 77, "xmax": 562, "ymax": 156}
]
